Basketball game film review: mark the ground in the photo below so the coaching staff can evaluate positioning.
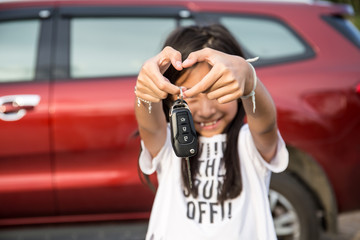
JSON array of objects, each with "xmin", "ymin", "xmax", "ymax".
[{"xmin": 0, "ymin": 211, "xmax": 359, "ymax": 240}]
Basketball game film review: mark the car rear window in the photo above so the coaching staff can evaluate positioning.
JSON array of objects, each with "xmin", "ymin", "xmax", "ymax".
[
  {"xmin": 70, "ymin": 18, "xmax": 177, "ymax": 78},
  {"xmin": 219, "ymin": 15, "xmax": 314, "ymax": 65},
  {"xmin": 323, "ymin": 15, "xmax": 360, "ymax": 49},
  {"xmin": 0, "ymin": 20, "xmax": 40, "ymax": 82}
]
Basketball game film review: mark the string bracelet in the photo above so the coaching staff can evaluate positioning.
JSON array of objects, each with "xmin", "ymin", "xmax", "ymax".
[
  {"xmin": 134, "ymin": 86, "xmax": 152, "ymax": 114},
  {"xmin": 241, "ymin": 57, "xmax": 259, "ymax": 113}
]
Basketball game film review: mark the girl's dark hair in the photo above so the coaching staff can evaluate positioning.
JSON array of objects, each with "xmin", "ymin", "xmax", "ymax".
[{"xmin": 161, "ymin": 24, "xmax": 246, "ymax": 202}]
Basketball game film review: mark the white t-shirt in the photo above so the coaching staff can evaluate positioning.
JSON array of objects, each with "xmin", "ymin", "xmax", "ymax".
[{"xmin": 140, "ymin": 124, "xmax": 288, "ymax": 240}]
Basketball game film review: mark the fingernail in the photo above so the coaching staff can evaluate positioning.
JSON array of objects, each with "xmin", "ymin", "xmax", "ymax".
[{"xmin": 176, "ymin": 61, "xmax": 182, "ymax": 68}]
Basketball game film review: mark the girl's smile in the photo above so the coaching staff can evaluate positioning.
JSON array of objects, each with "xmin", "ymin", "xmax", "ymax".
[{"xmin": 199, "ymin": 118, "xmax": 220, "ymax": 128}]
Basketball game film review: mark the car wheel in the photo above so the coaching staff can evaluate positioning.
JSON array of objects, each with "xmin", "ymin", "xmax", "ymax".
[{"xmin": 269, "ymin": 172, "xmax": 320, "ymax": 240}]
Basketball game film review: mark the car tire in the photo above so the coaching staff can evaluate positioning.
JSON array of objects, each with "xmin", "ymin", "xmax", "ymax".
[{"xmin": 269, "ymin": 172, "xmax": 320, "ymax": 240}]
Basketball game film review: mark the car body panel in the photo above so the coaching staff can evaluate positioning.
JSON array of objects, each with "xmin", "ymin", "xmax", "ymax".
[
  {"xmin": 0, "ymin": 83, "xmax": 55, "ymax": 219},
  {"xmin": 51, "ymin": 77, "xmax": 154, "ymax": 215}
]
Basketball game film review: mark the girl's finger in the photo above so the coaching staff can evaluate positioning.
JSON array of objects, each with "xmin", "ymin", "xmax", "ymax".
[
  {"xmin": 143, "ymin": 61, "xmax": 180, "ymax": 96},
  {"xmin": 137, "ymin": 74, "xmax": 169, "ymax": 100},
  {"xmin": 160, "ymin": 46, "xmax": 183, "ymax": 72},
  {"xmin": 206, "ymin": 82, "xmax": 238, "ymax": 101},
  {"xmin": 182, "ymin": 48, "xmax": 217, "ymax": 68},
  {"xmin": 184, "ymin": 64, "xmax": 223, "ymax": 98},
  {"xmin": 217, "ymin": 91, "xmax": 242, "ymax": 104},
  {"xmin": 206, "ymin": 73, "xmax": 246, "ymax": 96}
]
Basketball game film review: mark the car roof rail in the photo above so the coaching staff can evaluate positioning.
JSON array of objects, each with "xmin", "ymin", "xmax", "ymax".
[{"xmin": 213, "ymin": 0, "xmax": 317, "ymax": 4}]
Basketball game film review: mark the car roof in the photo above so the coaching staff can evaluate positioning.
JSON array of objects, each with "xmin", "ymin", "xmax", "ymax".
[
  {"xmin": 0, "ymin": 0, "xmax": 354, "ymax": 16},
  {"xmin": 0, "ymin": 0, "xmax": 341, "ymax": 5},
  {"xmin": 0, "ymin": 0, "xmax": 320, "ymax": 3}
]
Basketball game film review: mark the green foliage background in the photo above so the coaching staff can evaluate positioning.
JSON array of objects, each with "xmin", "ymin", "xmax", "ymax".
[{"xmin": 325, "ymin": 0, "xmax": 360, "ymax": 28}]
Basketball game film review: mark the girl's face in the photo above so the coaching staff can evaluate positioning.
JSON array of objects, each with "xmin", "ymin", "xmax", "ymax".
[{"xmin": 175, "ymin": 62, "xmax": 238, "ymax": 137}]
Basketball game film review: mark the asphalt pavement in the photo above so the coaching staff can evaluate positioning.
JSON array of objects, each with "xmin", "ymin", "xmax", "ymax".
[
  {"xmin": 321, "ymin": 210, "xmax": 360, "ymax": 240},
  {"xmin": 0, "ymin": 221, "xmax": 148, "ymax": 240},
  {"xmin": 0, "ymin": 211, "xmax": 359, "ymax": 240}
]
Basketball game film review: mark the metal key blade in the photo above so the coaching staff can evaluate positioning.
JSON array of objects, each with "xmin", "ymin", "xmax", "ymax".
[{"xmin": 185, "ymin": 157, "xmax": 192, "ymax": 189}]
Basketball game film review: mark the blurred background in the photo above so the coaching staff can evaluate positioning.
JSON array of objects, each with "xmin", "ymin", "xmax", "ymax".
[
  {"xmin": 0, "ymin": 0, "xmax": 359, "ymax": 239},
  {"xmin": 326, "ymin": 0, "xmax": 360, "ymax": 27}
]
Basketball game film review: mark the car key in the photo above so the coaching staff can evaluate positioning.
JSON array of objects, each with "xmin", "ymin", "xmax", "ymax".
[{"xmin": 169, "ymin": 87, "xmax": 197, "ymax": 188}]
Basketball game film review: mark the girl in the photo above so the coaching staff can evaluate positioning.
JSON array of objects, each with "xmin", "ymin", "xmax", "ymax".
[{"xmin": 135, "ymin": 24, "xmax": 288, "ymax": 240}]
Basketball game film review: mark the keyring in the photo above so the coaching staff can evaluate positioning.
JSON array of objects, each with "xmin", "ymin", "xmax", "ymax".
[{"xmin": 179, "ymin": 87, "xmax": 184, "ymax": 103}]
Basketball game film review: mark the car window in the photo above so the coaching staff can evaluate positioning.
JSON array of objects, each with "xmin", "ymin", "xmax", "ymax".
[
  {"xmin": 220, "ymin": 16, "xmax": 308, "ymax": 60},
  {"xmin": 323, "ymin": 15, "xmax": 360, "ymax": 49},
  {"xmin": 0, "ymin": 20, "xmax": 40, "ymax": 83},
  {"xmin": 70, "ymin": 18, "xmax": 177, "ymax": 78}
]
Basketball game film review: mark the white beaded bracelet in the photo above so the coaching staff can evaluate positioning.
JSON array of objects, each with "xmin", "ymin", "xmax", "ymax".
[
  {"xmin": 134, "ymin": 86, "xmax": 152, "ymax": 114},
  {"xmin": 241, "ymin": 57, "xmax": 259, "ymax": 113}
]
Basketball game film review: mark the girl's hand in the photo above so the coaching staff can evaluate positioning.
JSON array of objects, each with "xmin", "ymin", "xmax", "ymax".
[
  {"xmin": 135, "ymin": 46, "xmax": 183, "ymax": 103},
  {"xmin": 182, "ymin": 48, "xmax": 254, "ymax": 104}
]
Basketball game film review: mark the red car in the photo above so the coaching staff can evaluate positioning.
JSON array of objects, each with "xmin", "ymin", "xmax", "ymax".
[{"xmin": 0, "ymin": 0, "xmax": 359, "ymax": 239}]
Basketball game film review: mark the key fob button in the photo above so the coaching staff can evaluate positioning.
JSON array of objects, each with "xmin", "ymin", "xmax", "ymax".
[
  {"xmin": 177, "ymin": 114, "xmax": 188, "ymax": 124},
  {"xmin": 178, "ymin": 134, "xmax": 193, "ymax": 144},
  {"xmin": 180, "ymin": 125, "xmax": 189, "ymax": 134}
]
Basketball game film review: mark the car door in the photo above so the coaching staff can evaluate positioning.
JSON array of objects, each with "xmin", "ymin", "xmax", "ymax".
[
  {"xmin": 51, "ymin": 6, "xmax": 194, "ymax": 216},
  {"xmin": 0, "ymin": 7, "xmax": 55, "ymax": 222}
]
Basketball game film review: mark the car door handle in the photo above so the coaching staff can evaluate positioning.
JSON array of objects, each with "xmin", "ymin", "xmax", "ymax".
[{"xmin": 0, "ymin": 94, "xmax": 41, "ymax": 121}]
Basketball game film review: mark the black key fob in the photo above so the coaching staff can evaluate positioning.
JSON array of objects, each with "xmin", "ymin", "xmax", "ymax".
[{"xmin": 169, "ymin": 99, "xmax": 198, "ymax": 158}]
